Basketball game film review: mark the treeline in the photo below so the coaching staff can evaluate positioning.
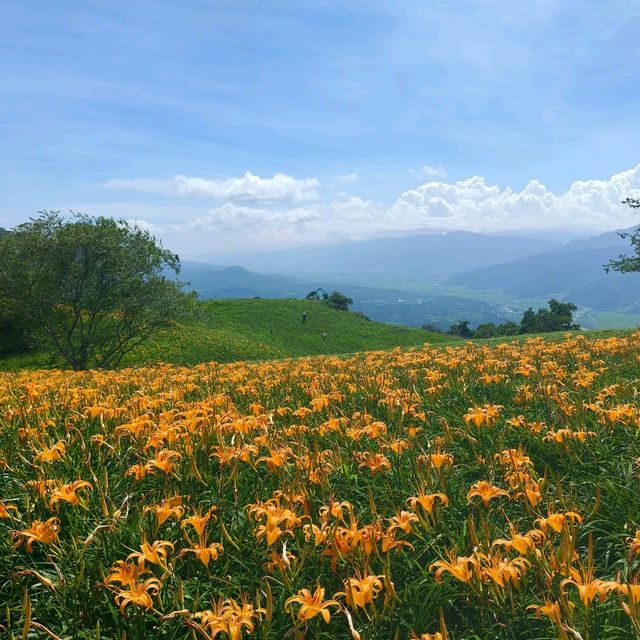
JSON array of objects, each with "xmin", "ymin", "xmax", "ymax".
[{"xmin": 426, "ymin": 299, "xmax": 580, "ymax": 339}]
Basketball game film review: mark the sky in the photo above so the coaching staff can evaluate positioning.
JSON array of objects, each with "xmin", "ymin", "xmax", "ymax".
[{"xmin": 1, "ymin": 0, "xmax": 640, "ymax": 258}]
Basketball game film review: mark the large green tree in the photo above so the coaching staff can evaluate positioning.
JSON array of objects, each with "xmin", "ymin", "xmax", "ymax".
[
  {"xmin": 0, "ymin": 211, "xmax": 193, "ymax": 369},
  {"xmin": 520, "ymin": 299, "xmax": 579, "ymax": 333},
  {"xmin": 605, "ymin": 197, "xmax": 640, "ymax": 273}
]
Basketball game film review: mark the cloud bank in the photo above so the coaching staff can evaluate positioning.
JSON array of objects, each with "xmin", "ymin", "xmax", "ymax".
[
  {"xmin": 107, "ymin": 172, "xmax": 320, "ymax": 203},
  {"xmin": 391, "ymin": 165, "xmax": 640, "ymax": 232},
  {"xmin": 104, "ymin": 164, "xmax": 640, "ymax": 253}
]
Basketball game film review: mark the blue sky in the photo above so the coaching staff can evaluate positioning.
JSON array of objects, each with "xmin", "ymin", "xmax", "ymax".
[{"xmin": 2, "ymin": 0, "xmax": 640, "ymax": 256}]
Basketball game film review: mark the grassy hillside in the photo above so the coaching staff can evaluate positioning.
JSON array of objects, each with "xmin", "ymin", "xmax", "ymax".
[{"xmin": 0, "ymin": 298, "xmax": 449, "ymax": 370}]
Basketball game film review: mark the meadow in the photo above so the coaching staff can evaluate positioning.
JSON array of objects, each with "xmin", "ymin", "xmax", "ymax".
[
  {"xmin": 0, "ymin": 298, "xmax": 447, "ymax": 371},
  {"xmin": 2, "ymin": 332, "xmax": 640, "ymax": 639}
]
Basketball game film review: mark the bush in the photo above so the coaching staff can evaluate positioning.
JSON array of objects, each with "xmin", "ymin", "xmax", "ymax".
[{"xmin": 473, "ymin": 323, "xmax": 497, "ymax": 339}]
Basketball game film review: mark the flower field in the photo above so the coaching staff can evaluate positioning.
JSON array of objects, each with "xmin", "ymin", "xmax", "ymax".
[{"xmin": 2, "ymin": 333, "xmax": 640, "ymax": 639}]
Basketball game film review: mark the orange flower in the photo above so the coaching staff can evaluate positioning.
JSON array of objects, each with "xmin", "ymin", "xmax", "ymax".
[
  {"xmin": 560, "ymin": 565, "xmax": 617, "ymax": 607},
  {"xmin": 467, "ymin": 481, "xmax": 509, "ymax": 508},
  {"xmin": 426, "ymin": 452, "xmax": 454, "ymax": 470},
  {"xmin": 492, "ymin": 528, "xmax": 545, "ymax": 555},
  {"xmin": 114, "ymin": 577, "xmax": 161, "ymax": 613},
  {"xmin": 182, "ymin": 508, "xmax": 217, "ymax": 539},
  {"xmin": 146, "ymin": 496, "xmax": 184, "ymax": 528},
  {"xmin": 357, "ymin": 452, "xmax": 392, "ymax": 475},
  {"xmin": 479, "ymin": 553, "xmax": 529, "ymax": 587},
  {"xmin": 14, "ymin": 517, "xmax": 60, "ymax": 552},
  {"xmin": 0, "ymin": 500, "xmax": 18, "ymax": 519},
  {"xmin": 128, "ymin": 540, "xmax": 174, "ymax": 568},
  {"xmin": 194, "ymin": 597, "xmax": 264, "ymax": 640},
  {"xmin": 430, "ymin": 552, "xmax": 479, "ymax": 584},
  {"xmin": 181, "ymin": 542, "xmax": 224, "ymax": 567},
  {"xmin": 338, "ymin": 573, "xmax": 385, "ymax": 610},
  {"xmin": 627, "ymin": 530, "xmax": 640, "ymax": 556},
  {"xmin": 527, "ymin": 599, "xmax": 564, "ymax": 627},
  {"xmin": 387, "ymin": 510, "xmax": 419, "ymax": 534},
  {"xmin": 105, "ymin": 560, "xmax": 149, "ymax": 588},
  {"xmin": 34, "ymin": 441, "xmax": 66, "ymax": 463},
  {"xmin": 535, "ymin": 511, "xmax": 582, "ymax": 534},
  {"xmin": 285, "ymin": 585, "xmax": 340, "ymax": 623},
  {"xmin": 49, "ymin": 480, "xmax": 92, "ymax": 509},
  {"xmin": 406, "ymin": 492, "xmax": 448, "ymax": 514},
  {"xmin": 463, "ymin": 404, "xmax": 503, "ymax": 428},
  {"xmin": 145, "ymin": 449, "xmax": 182, "ymax": 474}
]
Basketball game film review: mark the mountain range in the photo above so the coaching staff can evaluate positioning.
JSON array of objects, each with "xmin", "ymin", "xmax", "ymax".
[{"xmin": 183, "ymin": 227, "xmax": 640, "ymax": 330}]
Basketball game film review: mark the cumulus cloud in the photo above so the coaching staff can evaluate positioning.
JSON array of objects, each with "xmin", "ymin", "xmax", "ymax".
[
  {"xmin": 390, "ymin": 164, "xmax": 640, "ymax": 233},
  {"xmin": 105, "ymin": 164, "xmax": 640, "ymax": 254},
  {"xmin": 106, "ymin": 172, "xmax": 320, "ymax": 203}
]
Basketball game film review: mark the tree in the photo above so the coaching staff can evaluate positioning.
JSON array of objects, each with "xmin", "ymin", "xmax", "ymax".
[
  {"xmin": 605, "ymin": 198, "xmax": 640, "ymax": 273},
  {"xmin": 0, "ymin": 211, "xmax": 193, "ymax": 369},
  {"xmin": 519, "ymin": 299, "xmax": 578, "ymax": 334},
  {"xmin": 495, "ymin": 321, "xmax": 520, "ymax": 336},
  {"xmin": 305, "ymin": 288, "xmax": 322, "ymax": 301},
  {"xmin": 0, "ymin": 228, "xmax": 33, "ymax": 355},
  {"xmin": 325, "ymin": 291, "xmax": 353, "ymax": 311},
  {"xmin": 473, "ymin": 323, "xmax": 497, "ymax": 339},
  {"xmin": 448, "ymin": 320, "xmax": 473, "ymax": 338}
]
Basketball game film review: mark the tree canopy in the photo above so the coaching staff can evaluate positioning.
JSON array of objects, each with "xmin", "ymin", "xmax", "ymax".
[
  {"xmin": 605, "ymin": 198, "xmax": 640, "ymax": 274},
  {"xmin": 305, "ymin": 288, "xmax": 353, "ymax": 311},
  {"xmin": 0, "ymin": 212, "xmax": 193, "ymax": 369}
]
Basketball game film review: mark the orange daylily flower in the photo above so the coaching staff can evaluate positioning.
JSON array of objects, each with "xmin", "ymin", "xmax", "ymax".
[
  {"xmin": 193, "ymin": 597, "xmax": 264, "ymax": 640},
  {"xmin": 105, "ymin": 560, "xmax": 149, "ymax": 588},
  {"xmin": 181, "ymin": 542, "xmax": 224, "ymax": 567},
  {"xmin": 114, "ymin": 577, "xmax": 161, "ymax": 613},
  {"xmin": 406, "ymin": 492, "xmax": 448, "ymax": 514},
  {"xmin": 0, "ymin": 500, "xmax": 18, "ymax": 519},
  {"xmin": 535, "ymin": 511, "xmax": 582, "ymax": 534},
  {"xmin": 492, "ymin": 528, "xmax": 545, "ymax": 555},
  {"xmin": 146, "ymin": 496, "xmax": 184, "ymax": 528},
  {"xmin": 387, "ymin": 510, "xmax": 419, "ymax": 534},
  {"xmin": 430, "ymin": 552, "xmax": 479, "ymax": 584},
  {"xmin": 338, "ymin": 573, "xmax": 385, "ymax": 610},
  {"xmin": 560, "ymin": 565, "xmax": 617, "ymax": 607},
  {"xmin": 467, "ymin": 480, "xmax": 509, "ymax": 508},
  {"xmin": 14, "ymin": 517, "xmax": 60, "ymax": 552},
  {"xmin": 285, "ymin": 585, "xmax": 340, "ymax": 623},
  {"xmin": 49, "ymin": 479, "xmax": 92, "ymax": 508},
  {"xmin": 128, "ymin": 540, "xmax": 174, "ymax": 568},
  {"xmin": 35, "ymin": 441, "xmax": 66, "ymax": 463},
  {"xmin": 527, "ymin": 599, "xmax": 564, "ymax": 627}
]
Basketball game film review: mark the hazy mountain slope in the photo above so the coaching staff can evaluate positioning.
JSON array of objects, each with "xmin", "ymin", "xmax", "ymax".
[
  {"xmin": 231, "ymin": 231, "xmax": 558, "ymax": 277},
  {"xmin": 180, "ymin": 263, "xmax": 521, "ymax": 329},
  {"xmin": 181, "ymin": 264, "xmax": 312, "ymax": 299},
  {"xmin": 448, "ymin": 229, "xmax": 640, "ymax": 309}
]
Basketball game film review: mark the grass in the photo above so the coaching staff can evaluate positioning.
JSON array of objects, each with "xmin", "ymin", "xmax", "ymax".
[
  {"xmin": 0, "ymin": 298, "xmax": 449, "ymax": 370},
  {"xmin": 2, "ymin": 332, "xmax": 640, "ymax": 639}
]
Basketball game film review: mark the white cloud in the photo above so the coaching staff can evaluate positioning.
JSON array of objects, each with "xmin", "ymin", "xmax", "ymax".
[
  {"xmin": 410, "ymin": 165, "xmax": 447, "ymax": 180},
  {"xmin": 103, "ymin": 164, "xmax": 640, "ymax": 255},
  {"xmin": 336, "ymin": 172, "xmax": 359, "ymax": 183},
  {"xmin": 390, "ymin": 164, "xmax": 640, "ymax": 233},
  {"xmin": 106, "ymin": 172, "xmax": 320, "ymax": 203}
]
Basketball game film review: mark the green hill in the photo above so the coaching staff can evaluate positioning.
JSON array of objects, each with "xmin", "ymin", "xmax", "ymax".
[{"xmin": 0, "ymin": 298, "xmax": 449, "ymax": 370}]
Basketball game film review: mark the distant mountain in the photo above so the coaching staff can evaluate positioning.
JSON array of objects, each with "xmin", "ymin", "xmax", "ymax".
[
  {"xmin": 181, "ymin": 264, "xmax": 312, "ymax": 299},
  {"xmin": 180, "ymin": 263, "xmax": 521, "ymax": 329},
  {"xmin": 230, "ymin": 231, "xmax": 559, "ymax": 278},
  {"xmin": 448, "ymin": 228, "xmax": 640, "ymax": 310}
]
